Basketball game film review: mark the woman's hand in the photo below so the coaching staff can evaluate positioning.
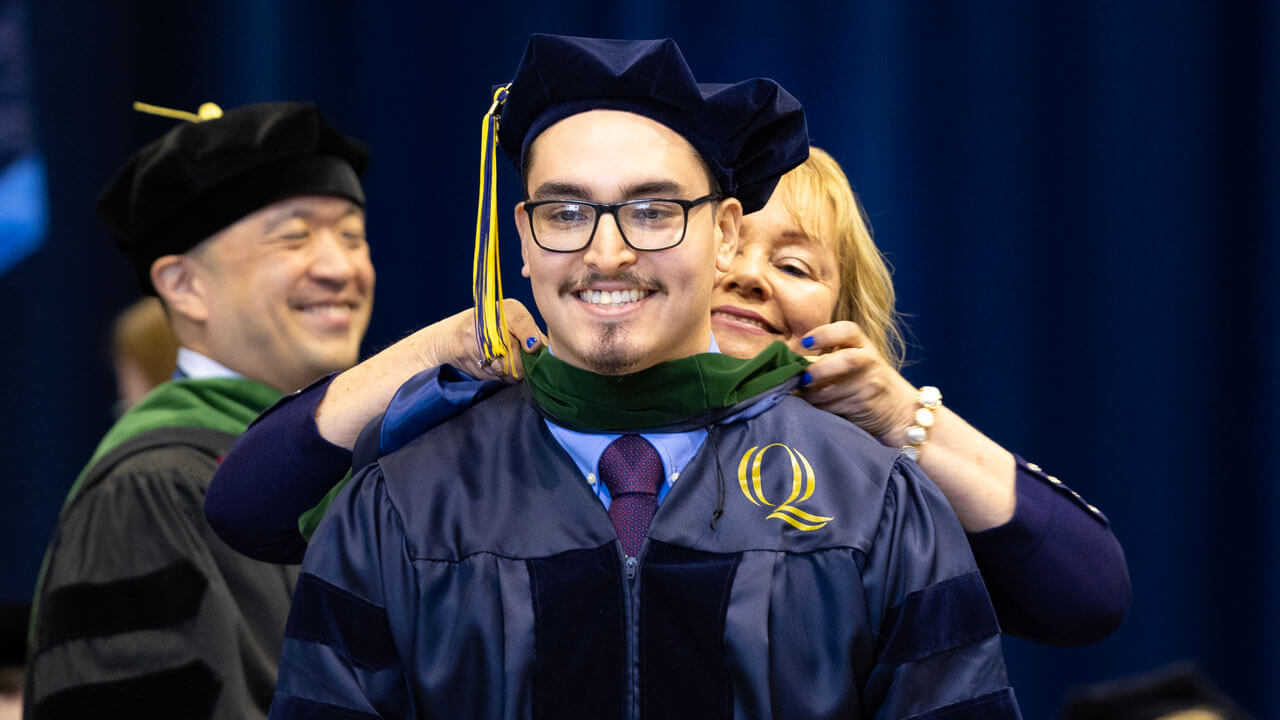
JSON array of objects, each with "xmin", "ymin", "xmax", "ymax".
[
  {"xmin": 796, "ymin": 321, "xmax": 918, "ymax": 445},
  {"xmin": 420, "ymin": 299, "xmax": 547, "ymax": 382},
  {"xmin": 796, "ymin": 320, "xmax": 1017, "ymax": 530},
  {"xmin": 317, "ymin": 300, "xmax": 546, "ymax": 448}
]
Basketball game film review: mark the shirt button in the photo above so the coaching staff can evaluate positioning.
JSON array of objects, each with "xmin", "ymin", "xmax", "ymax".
[
  {"xmin": 1026, "ymin": 462, "xmax": 1042, "ymax": 472},
  {"xmin": 587, "ymin": 472, "xmax": 597, "ymax": 487},
  {"xmin": 1047, "ymin": 475, "xmax": 1062, "ymax": 485}
]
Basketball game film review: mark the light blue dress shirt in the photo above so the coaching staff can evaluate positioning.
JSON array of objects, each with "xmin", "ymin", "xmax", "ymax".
[{"xmin": 543, "ymin": 335, "xmax": 720, "ymax": 510}]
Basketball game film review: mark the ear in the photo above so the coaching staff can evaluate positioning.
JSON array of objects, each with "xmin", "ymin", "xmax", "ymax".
[
  {"xmin": 513, "ymin": 202, "xmax": 532, "ymax": 278},
  {"xmin": 150, "ymin": 254, "xmax": 209, "ymax": 324},
  {"xmin": 713, "ymin": 197, "xmax": 743, "ymax": 273}
]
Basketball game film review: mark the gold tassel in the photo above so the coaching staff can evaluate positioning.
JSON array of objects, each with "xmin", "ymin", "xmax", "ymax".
[{"xmin": 472, "ymin": 84, "xmax": 515, "ymax": 376}]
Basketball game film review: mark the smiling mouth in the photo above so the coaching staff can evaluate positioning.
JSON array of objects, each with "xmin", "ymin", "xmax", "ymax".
[
  {"xmin": 711, "ymin": 309, "xmax": 779, "ymax": 333},
  {"xmin": 577, "ymin": 289, "xmax": 652, "ymax": 307},
  {"xmin": 295, "ymin": 302, "xmax": 362, "ymax": 330},
  {"xmin": 300, "ymin": 303, "xmax": 353, "ymax": 318}
]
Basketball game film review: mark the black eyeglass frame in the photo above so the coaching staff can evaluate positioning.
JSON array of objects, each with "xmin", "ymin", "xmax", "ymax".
[{"xmin": 521, "ymin": 193, "xmax": 721, "ymax": 253}]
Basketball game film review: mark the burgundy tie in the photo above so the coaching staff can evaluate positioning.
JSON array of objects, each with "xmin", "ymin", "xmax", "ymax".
[{"xmin": 598, "ymin": 434, "xmax": 664, "ymax": 557}]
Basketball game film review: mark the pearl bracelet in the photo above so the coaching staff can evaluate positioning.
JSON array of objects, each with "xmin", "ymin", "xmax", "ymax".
[{"xmin": 901, "ymin": 386, "xmax": 942, "ymax": 461}]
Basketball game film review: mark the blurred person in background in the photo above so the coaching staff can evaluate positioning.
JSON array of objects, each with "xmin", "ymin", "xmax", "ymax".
[
  {"xmin": 27, "ymin": 99, "xmax": 541, "ymax": 720},
  {"xmin": 25, "ymin": 101, "xmax": 375, "ymax": 720},
  {"xmin": 110, "ymin": 296, "xmax": 179, "ymax": 415},
  {"xmin": 0, "ymin": 603, "xmax": 27, "ymax": 720},
  {"xmin": 1059, "ymin": 662, "xmax": 1252, "ymax": 720}
]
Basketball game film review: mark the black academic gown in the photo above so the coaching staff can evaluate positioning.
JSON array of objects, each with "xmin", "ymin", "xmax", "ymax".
[{"xmin": 26, "ymin": 379, "xmax": 297, "ymax": 720}]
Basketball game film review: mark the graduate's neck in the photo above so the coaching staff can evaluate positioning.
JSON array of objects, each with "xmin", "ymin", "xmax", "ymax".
[{"xmin": 546, "ymin": 332, "xmax": 717, "ymax": 377}]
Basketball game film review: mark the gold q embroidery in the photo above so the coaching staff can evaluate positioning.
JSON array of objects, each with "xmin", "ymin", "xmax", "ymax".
[{"xmin": 737, "ymin": 444, "xmax": 833, "ymax": 531}]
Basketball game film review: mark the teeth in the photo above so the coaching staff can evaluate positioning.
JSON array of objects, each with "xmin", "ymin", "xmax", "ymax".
[
  {"xmin": 578, "ymin": 289, "xmax": 647, "ymax": 306},
  {"xmin": 713, "ymin": 311, "xmax": 769, "ymax": 331},
  {"xmin": 304, "ymin": 305, "xmax": 351, "ymax": 318}
]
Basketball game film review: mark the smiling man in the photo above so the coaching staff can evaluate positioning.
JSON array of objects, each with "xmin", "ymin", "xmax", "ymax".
[
  {"xmin": 517, "ymin": 109, "xmax": 731, "ymax": 375},
  {"xmin": 26, "ymin": 102, "xmax": 373, "ymax": 720},
  {"xmin": 270, "ymin": 36, "xmax": 1022, "ymax": 719},
  {"xmin": 180, "ymin": 195, "xmax": 373, "ymax": 392}
]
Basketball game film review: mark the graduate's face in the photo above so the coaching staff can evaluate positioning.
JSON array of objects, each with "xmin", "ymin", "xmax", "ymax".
[
  {"xmin": 186, "ymin": 195, "xmax": 374, "ymax": 391},
  {"xmin": 711, "ymin": 190, "xmax": 841, "ymax": 357},
  {"xmin": 516, "ymin": 110, "xmax": 741, "ymax": 375}
]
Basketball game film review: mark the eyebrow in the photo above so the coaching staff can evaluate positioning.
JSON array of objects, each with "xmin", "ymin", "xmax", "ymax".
[
  {"xmin": 625, "ymin": 180, "xmax": 687, "ymax": 199},
  {"xmin": 528, "ymin": 179, "xmax": 691, "ymax": 202},
  {"xmin": 529, "ymin": 182, "xmax": 594, "ymax": 202},
  {"xmin": 777, "ymin": 231, "xmax": 833, "ymax": 259},
  {"xmin": 776, "ymin": 229, "xmax": 815, "ymax": 244}
]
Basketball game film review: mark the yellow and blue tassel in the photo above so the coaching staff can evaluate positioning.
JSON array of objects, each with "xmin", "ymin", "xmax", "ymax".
[{"xmin": 473, "ymin": 84, "xmax": 514, "ymax": 375}]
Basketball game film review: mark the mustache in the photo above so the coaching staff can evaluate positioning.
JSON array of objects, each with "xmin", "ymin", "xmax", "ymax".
[{"xmin": 558, "ymin": 270, "xmax": 667, "ymax": 296}]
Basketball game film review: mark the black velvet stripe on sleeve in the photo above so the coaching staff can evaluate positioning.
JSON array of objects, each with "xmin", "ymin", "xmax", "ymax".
[
  {"xmin": 905, "ymin": 688, "xmax": 1022, "ymax": 719},
  {"xmin": 36, "ymin": 559, "xmax": 207, "ymax": 650},
  {"xmin": 528, "ymin": 545, "xmax": 626, "ymax": 720},
  {"xmin": 877, "ymin": 570, "xmax": 1001, "ymax": 666},
  {"xmin": 34, "ymin": 660, "xmax": 221, "ymax": 720},
  {"xmin": 639, "ymin": 541, "xmax": 741, "ymax": 720},
  {"xmin": 284, "ymin": 572, "xmax": 398, "ymax": 672}
]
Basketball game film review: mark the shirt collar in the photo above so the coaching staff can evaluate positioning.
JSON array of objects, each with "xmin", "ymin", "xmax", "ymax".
[
  {"xmin": 541, "ymin": 332, "xmax": 718, "ymax": 495},
  {"xmin": 176, "ymin": 347, "xmax": 243, "ymax": 381}
]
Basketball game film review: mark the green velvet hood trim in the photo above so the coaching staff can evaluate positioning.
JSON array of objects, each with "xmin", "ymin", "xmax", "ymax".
[
  {"xmin": 66, "ymin": 377, "xmax": 282, "ymax": 507},
  {"xmin": 521, "ymin": 341, "xmax": 809, "ymax": 432}
]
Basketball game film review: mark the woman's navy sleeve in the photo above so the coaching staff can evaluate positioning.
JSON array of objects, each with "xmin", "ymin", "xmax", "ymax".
[
  {"xmin": 966, "ymin": 456, "xmax": 1131, "ymax": 645},
  {"xmin": 205, "ymin": 374, "xmax": 352, "ymax": 564}
]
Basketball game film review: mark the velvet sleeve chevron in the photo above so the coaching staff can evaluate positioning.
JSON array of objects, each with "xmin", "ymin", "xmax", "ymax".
[
  {"xmin": 859, "ymin": 457, "xmax": 1022, "ymax": 720},
  {"xmin": 27, "ymin": 442, "xmax": 296, "ymax": 720},
  {"xmin": 269, "ymin": 462, "xmax": 411, "ymax": 720}
]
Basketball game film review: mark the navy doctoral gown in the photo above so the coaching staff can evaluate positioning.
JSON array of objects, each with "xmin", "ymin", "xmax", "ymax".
[{"xmin": 270, "ymin": 385, "xmax": 1021, "ymax": 720}]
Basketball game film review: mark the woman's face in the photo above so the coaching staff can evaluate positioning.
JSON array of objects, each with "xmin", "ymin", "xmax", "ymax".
[{"xmin": 711, "ymin": 191, "xmax": 841, "ymax": 357}]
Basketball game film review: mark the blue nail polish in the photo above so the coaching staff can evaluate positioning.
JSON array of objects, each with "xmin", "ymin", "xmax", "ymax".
[
  {"xmin": 526, "ymin": 336, "xmax": 537, "ymax": 349},
  {"xmin": 800, "ymin": 371, "xmax": 812, "ymax": 386},
  {"xmin": 801, "ymin": 336, "xmax": 815, "ymax": 349}
]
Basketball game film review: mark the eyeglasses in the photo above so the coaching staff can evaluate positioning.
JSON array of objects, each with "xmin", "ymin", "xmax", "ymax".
[{"xmin": 522, "ymin": 193, "xmax": 720, "ymax": 253}]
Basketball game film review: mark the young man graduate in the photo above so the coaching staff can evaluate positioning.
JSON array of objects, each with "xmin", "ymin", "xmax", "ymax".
[
  {"xmin": 25, "ymin": 102, "xmax": 376, "ymax": 720},
  {"xmin": 270, "ymin": 35, "xmax": 1023, "ymax": 720}
]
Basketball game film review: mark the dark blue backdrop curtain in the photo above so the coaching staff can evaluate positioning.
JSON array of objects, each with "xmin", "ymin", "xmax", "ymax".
[{"xmin": 3, "ymin": 1, "xmax": 1275, "ymax": 716}]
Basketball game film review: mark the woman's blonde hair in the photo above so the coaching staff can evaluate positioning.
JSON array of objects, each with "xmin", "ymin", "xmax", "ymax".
[{"xmin": 774, "ymin": 146, "xmax": 904, "ymax": 369}]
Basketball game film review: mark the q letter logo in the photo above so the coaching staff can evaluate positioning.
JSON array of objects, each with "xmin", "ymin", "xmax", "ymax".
[{"xmin": 737, "ymin": 444, "xmax": 833, "ymax": 531}]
